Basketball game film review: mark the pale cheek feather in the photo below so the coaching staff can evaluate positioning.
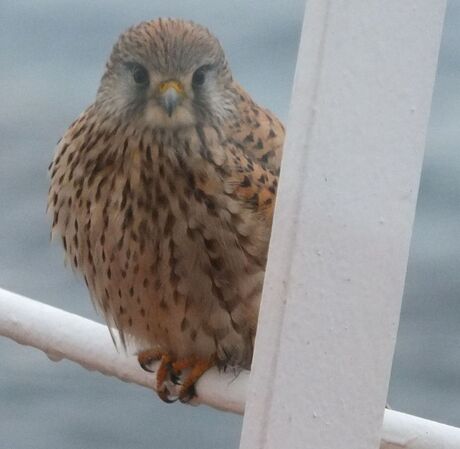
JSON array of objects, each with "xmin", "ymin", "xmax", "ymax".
[{"xmin": 206, "ymin": 82, "xmax": 237, "ymax": 123}]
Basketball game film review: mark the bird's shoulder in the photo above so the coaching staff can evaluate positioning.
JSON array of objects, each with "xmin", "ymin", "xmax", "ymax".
[
  {"xmin": 226, "ymin": 84, "xmax": 285, "ymax": 174},
  {"xmin": 217, "ymin": 86, "xmax": 285, "ymax": 219}
]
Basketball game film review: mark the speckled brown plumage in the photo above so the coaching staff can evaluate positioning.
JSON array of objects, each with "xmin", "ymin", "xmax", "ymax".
[{"xmin": 48, "ymin": 18, "xmax": 284, "ymax": 401}]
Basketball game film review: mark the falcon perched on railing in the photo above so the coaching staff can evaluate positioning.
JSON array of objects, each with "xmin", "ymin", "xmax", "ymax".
[{"xmin": 48, "ymin": 18, "xmax": 284, "ymax": 403}]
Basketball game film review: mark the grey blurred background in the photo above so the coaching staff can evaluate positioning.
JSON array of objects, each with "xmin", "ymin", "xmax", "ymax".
[{"xmin": 0, "ymin": 1, "xmax": 458, "ymax": 448}]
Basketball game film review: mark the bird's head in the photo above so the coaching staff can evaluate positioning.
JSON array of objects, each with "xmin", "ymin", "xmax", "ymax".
[{"xmin": 95, "ymin": 18, "xmax": 238, "ymax": 129}]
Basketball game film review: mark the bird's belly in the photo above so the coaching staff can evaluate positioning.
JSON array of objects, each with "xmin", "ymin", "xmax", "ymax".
[{"xmin": 78, "ymin": 189, "xmax": 264, "ymax": 368}]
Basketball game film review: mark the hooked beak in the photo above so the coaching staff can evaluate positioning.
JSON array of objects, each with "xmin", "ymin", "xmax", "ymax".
[{"xmin": 158, "ymin": 80, "xmax": 185, "ymax": 117}]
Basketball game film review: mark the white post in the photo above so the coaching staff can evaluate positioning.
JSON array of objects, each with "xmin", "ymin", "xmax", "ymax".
[{"xmin": 240, "ymin": 1, "xmax": 446, "ymax": 449}]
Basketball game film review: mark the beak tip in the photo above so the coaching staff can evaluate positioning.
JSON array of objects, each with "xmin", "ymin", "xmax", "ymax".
[{"xmin": 160, "ymin": 84, "xmax": 183, "ymax": 118}]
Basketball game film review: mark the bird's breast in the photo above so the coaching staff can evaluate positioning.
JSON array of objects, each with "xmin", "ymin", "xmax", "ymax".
[{"xmin": 50, "ymin": 130, "xmax": 267, "ymax": 360}]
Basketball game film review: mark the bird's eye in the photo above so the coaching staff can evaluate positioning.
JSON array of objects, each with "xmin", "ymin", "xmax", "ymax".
[
  {"xmin": 128, "ymin": 63, "xmax": 149, "ymax": 86},
  {"xmin": 192, "ymin": 66, "xmax": 208, "ymax": 87}
]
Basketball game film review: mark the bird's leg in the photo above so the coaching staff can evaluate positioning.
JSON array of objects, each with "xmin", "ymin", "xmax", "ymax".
[
  {"xmin": 171, "ymin": 355, "xmax": 216, "ymax": 403},
  {"xmin": 137, "ymin": 350, "xmax": 176, "ymax": 403}
]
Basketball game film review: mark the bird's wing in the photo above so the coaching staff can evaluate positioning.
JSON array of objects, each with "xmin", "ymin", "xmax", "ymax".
[
  {"xmin": 230, "ymin": 85, "xmax": 285, "ymax": 173},
  {"xmin": 220, "ymin": 86, "xmax": 285, "ymax": 220}
]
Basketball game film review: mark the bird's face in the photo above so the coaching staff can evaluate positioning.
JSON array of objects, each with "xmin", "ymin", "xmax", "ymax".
[{"xmin": 95, "ymin": 19, "xmax": 237, "ymax": 130}]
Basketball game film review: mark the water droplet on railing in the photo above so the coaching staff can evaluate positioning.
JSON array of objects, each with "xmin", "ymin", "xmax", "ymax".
[{"xmin": 46, "ymin": 351, "xmax": 64, "ymax": 362}]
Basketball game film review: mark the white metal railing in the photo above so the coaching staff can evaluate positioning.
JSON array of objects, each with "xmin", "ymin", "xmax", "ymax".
[
  {"xmin": 1, "ymin": 288, "xmax": 460, "ymax": 449},
  {"xmin": 0, "ymin": 288, "xmax": 245, "ymax": 414}
]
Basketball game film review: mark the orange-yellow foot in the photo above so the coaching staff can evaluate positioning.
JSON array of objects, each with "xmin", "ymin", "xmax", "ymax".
[
  {"xmin": 171, "ymin": 355, "xmax": 216, "ymax": 403},
  {"xmin": 137, "ymin": 351, "xmax": 216, "ymax": 404},
  {"xmin": 137, "ymin": 350, "xmax": 175, "ymax": 403}
]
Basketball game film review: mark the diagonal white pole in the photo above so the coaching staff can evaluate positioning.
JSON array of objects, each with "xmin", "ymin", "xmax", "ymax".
[
  {"xmin": 0, "ymin": 287, "xmax": 247, "ymax": 414},
  {"xmin": 239, "ymin": 1, "xmax": 446, "ymax": 449}
]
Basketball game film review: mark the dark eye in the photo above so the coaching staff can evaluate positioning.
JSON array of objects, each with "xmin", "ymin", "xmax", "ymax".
[
  {"xmin": 128, "ymin": 63, "xmax": 149, "ymax": 86},
  {"xmin": 192, "ymin": 66, "xmax": 207, "ymax": 87}
]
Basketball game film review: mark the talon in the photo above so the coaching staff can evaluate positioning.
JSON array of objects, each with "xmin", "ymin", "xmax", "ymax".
[
  {"xmin": 179, "ymin": 384, "xmax": 196, "ymax": 404},
  {"xmin": 155, "ymin": 353, "xmax": 172, "ymax": 392},
  {"xmin": 138, "ymin": 350, "xmax": 177, "ymax": 402},
  {"xmin": 139, "ymin": 362, "xmax": 156, "ymax": 373},
  {"xmin": 137, "ymin": 349, "xmax": 162, "ymax": 373},
  {"xmin": 170, "ymin": 371, "xmax": 182, "ymax": 385},
  {"xmin": 137, "ymin": 351, "xmax": 215, "ymax": 405},
  {"xmin": 170, "ymin": 356, "xmax": 196, "ymax": 386},
  {"xmin": 177, "ymin": 355, "xmax": 216, "ymax": 402},
  {"xmin": 158, "ymin": 386, "xmax": 177, "ymax": 404}
]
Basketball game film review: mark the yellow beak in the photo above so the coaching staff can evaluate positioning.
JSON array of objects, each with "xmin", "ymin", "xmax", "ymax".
[{"xmin": 158, "ymin": 80, "xmax": 185, "ymax": 117}]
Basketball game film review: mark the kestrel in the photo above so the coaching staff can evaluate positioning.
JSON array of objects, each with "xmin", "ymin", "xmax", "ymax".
[{"xmin": 48, "ymin": 18, "xmax": 284, "ymax": 402}]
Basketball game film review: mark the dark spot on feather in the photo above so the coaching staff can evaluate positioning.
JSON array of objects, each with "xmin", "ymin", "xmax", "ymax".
[
  {"xmin": 122, "ymin": 206, "xmax": 133, "ymax": 230},
  {"xmin": 190, "ymin": 329, "xmax": 197, "ymax": 341},
  {"xmin": 210, "ymin": 257, "xmax": 224, "ymax": 271},
  {"xmin": 240, "ymin": 176, "xmax": 251, "ymax": 187},
  {"xmin": 120, "ymin": 179, "xmax": 131, "ymax": 210},
  {"xmin": 157, "ymin": 192, "xmax": 168, "ymax": 208},
  {"xmin": 243, "ymin": 133, "xmax": 254, "ymax": 143},
  {"xmin": 146, "ymin": 144, "xmax": 152, "ymax": 163},
  {"xmin": 178, "ymin": 197, "xmax": 188, "ymax": 213},
  {"xmin": 180, "ymin": 317, "xmax": 189, "ymax": 331},
  {"xmin": 164, "ymin": 212, "xmax": 175, "ymax": 236},
  {"xmin": 248, "ymin": 193, "xmax": 259, "ymax": 207},
  {"xmin": 117, "ymin": 236, "xmax": 124, "ymax": 250},
  {"xmin": 170, "ymin": 269, "xmax": 179, "ymax": 285}
]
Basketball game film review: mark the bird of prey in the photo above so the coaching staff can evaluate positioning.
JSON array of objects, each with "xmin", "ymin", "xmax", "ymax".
[{"xmin": 48, "ymin": 18, "xmax": 284, "ymax": 402}]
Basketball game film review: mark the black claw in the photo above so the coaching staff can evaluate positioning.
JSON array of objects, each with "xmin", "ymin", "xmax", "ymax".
[
  {"xmin": 170, "ymin": 371, "xmax": 182, "ymax": 385},
  {"xmin": 158, "ymin": 387, "xmax": 178, "ymax": 404},
  {"xmin": 139, "ymin": 360, "xmax": 156, "ymax": 373},
  {"xmin": 179, "ymin": 385, "xmax": 196, "ymax": 404}
]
